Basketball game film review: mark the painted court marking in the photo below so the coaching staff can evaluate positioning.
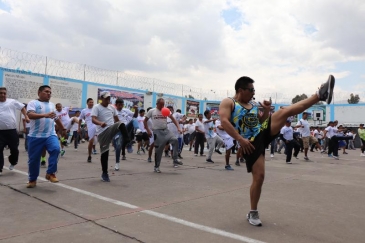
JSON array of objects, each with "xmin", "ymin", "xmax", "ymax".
[{"xmin": 6, "ymin": 168, "xmax": 266, "ymax": 243}]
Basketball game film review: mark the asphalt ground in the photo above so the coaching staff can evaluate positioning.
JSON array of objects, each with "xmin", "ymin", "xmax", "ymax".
[{"xmin": 1, "ymin": 139, "xmax": 364, "ymax": 243}]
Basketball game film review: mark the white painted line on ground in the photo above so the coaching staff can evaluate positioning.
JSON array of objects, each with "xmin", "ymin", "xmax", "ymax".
[{"xmin": 6, "ymin": 168, "xmax": 266, "ymax": 243}]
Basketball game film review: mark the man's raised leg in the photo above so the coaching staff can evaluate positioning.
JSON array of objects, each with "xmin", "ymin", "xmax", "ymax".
[{"xmin": 270, "ymin": 75, "xmax": 335, "ymax": 136}]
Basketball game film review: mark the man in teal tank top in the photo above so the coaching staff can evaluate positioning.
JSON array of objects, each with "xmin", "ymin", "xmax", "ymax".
[{"xmin": 219, "ymin": 75, "xmax": 335, "ymax": 226}]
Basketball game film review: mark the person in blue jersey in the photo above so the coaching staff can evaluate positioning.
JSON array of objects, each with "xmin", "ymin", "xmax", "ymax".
[
  {"xmin": 219, "ymin": 75, "xmax": 335, "ymax": 226},
  {"xmin": 26, "ymin": 85, "xmax": 66, "ymax": 188}
]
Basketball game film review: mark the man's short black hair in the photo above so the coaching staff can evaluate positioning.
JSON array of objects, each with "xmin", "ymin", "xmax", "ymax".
[
  {"xmin": 115, "ymin": 98, "xmax": 124, "ymax": 105},
  {"xmin": 147, "ymin": 107, "xmax": 152, "ymax": 112},
  {"xmin": 234, "ymin": 76, "xmax": 254, "ymax": 93},
  {"xmin": 176, "ymin": 109, "xmax": 181, "ymax": 113},
  {"xmin": 38, "ymin": 85, "xmax": 51, "ymax": 92},
  {"xmin": 139, "ymin": 109, "xmax": 145, "ymax": 113},
  {"xmin": 204, "ymin": 110, "xmax": 210, "ymax": 116},
  {"xmin": 86, "ymin": 98, "xmax": 93, "ymax": 103}
]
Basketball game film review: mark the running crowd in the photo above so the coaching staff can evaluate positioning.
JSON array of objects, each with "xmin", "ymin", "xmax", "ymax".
[{"xmin": 1, "ymin": 75, "xmax": 364, "ymax": 227}]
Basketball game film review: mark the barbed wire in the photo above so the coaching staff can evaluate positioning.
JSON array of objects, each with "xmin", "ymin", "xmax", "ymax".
[{"xmin": 0, "ymin": 47, "xmax": 364, "ymax": 103}]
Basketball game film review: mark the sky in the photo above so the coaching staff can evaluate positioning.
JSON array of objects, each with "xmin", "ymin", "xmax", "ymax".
[{"xmin": 0, "ymin": 0, "xmax": 364, "ymax": 103}]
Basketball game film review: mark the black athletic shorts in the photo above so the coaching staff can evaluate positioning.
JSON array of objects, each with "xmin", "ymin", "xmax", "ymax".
[
  {"xmin": 243, "ymin": 116, "xmax": 278, "ymax": 173},
  {"xmin": 136, "ymin": 132, "xmax": 149, "ymax": 142}
]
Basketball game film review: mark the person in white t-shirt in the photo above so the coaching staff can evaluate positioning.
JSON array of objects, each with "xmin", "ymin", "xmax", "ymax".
[
  {"xmin": 0, "ymin": 87, "xmax": 29, "ymax": 176},
  {"xmin": 323, "ymin": 121, "xmax": 345, "ymax": 159},
  {"xmin": 26, "ymin": 85, "xmax": 66, "ymax": 188},
  {"xmin": 136, "ymin": 109, "xmax": 150, "ymax": 154},
  {"xmin": 55, "ymin": 103, "xmax": 79, "ymax": 157},
  {"xmin": 67, "ymin": 110, "xmax": 80, "ymax": 150},
  {"xmin": 203, "ymin": 110, "xmax": 223, "ymax": 163},
  {"xmin": 347, "ymin": 130, "xmax": 356, "ymax": 150},
  {"xmin": 184, "ymin": 119, "xmax": 196, "ymax": 151},
  {"xmin": 21, "ymin": 103, "xmax": 31, "ymax": 152},
  {"xmin": 79, "ymin": 98, "xmax": 98, "ymax": 163},
  {"xmin": 280, "ymin": 120, "xmax": 300, "ymax": 164},
  {"xmin": 194, "ymin": 114, "xmax": 206, "ymax": 156},
  {"xmin": 91, "ymin": 92, "xmax": 130, "ymax": 182},
  {"xmin": 215, "ymin": 118, "xmax": 234, "ymax": 170},
  {"xmin": 113, "ymin": 98, "xmax": 138, "ymax": 170},
  {"xmin": 144, "ymin": 98, "xmax": 182, "ymax": 173},
  {"xmin": 166, "ymin": 106, "xmax": 186, "ymax": 159},
  {"xmin": 295, "ymin": 112, "xmax": 321, "ymax": 160}
]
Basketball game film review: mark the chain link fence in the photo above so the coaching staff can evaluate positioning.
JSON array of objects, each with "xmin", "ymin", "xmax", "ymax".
[{"xmin": 0, "ymin": 47, "xmax": 363, "ymax": 104}]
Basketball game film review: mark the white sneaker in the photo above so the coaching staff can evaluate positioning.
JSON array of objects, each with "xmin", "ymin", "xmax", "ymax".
[
  {"xmin": 333, "ymin": 156, "xmax": 339, "ymax": 160},
  {"xmin": 9, "ymin": 165, "xmax": 14, "ymax": 170},
  {"xmin": 114, "ymin": 163, "xmax": 120, "ymax": 171},
  {"xmin": 194, "ymin": 154, "xmax": 198, "ymax": 156},
  {"xmin": 286, "ymin": 161, "xmax": 292, "ymax": 164},
  {"xmin": 360, "ymin": 153, "xmax": 365, "ymax": 157},
  {"xmin": 270, "ymin": 154, "xmax": 274, "ymax": 158},
  {"xmin": 246, "ymin": 211, "xmax": 262, "ymax": 226}
]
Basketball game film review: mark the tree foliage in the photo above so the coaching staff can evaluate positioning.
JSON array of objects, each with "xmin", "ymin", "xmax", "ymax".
[
  {"xmin": 348, "ymin": 93, "xmax": 360, "ymax": 104},
  {"xmin": 291, "ymin": 94, "xmax": 308, "ymax": 104}
]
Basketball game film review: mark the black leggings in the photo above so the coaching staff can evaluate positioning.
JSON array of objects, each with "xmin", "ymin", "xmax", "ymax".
[
  {"xmin": 0, "ymin": 129, "xmax": 19, "ymax": 172},
  {"xmin": 194, "ymin": 133, "xmax": 205, "ymax": 155},
  {"xmin": 361, "ymin": 139, "xmax": 365, "ymax": 153}
]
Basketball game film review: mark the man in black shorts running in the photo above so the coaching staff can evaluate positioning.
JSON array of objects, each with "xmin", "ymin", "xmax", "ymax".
[{"xmin": 219, "ymin": 75, "xmax": 335, "ymax": 226}]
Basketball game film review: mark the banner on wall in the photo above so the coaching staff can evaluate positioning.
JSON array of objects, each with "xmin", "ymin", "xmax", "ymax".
[
  {"xmin": 97, "ymin": 88, "xmax": 144, "ymax": 111},
  {"xmin": 49, "ymin": 79, "xmax": 83, "ymax": 108},
  {"xmin": 3, "ymin": 71, "xmax": 43, "ymax": 103},
  {"xmin": 186, "ymin": 100, "xmax": 199, "ymax": 117},
  {"xmin": 206, "ymin": 102, "xmax": 220, "ymax": 118},
  {"xmin": 162, "ymin": 96, "xmax": 179, "ymax": 111}
]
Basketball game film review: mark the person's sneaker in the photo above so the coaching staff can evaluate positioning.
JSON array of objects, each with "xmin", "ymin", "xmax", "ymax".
[
  {"xmin": 189, "ymin": 147, "xmax": 192, "ymax": 151},
  {"xmin": 122, "ymin": 155, "xmax": 126, "ymax": 160},
  {"xmin": 114, "ymin": 163, "xmax": 120, "ymax": 171},
  {"xmin": 333, "ymin": 156, "xmax": 339, "ymax": 160},
  {"xmin": 206, "ymin": 159, "xmax": 214, "ymax": 163},
  {"xmin": 321, "ymin": 150, "xmax": 326, "ymax": 154},
  {"xmin": 304, "ymin": 156, "xmax": 309, "ymax": 161},
  {"xmin": 173, "ymin": 164, "xmax": 179, "ymax": 168},
  {"xmin": 246, "ymin": 211, "xmax": 262, "ymax": 226},
  {"xmin": 164, "ymin": 151, "xmax": 170, "ymax": 157},
  {"xmin": 174, "ymin": 159, "xmax": 183, "ymax": 165},
  {"xmin": 127, "ymin": 144, "xmax": 133, "ymax": 153},
  {"xmin": 45, "ymin": 174, "xmax": 59, "ymax": 183},
  {"xmin": 270, "ymin": 154, "xmax": 274, "ymax": 158},
  {"xmin": 328, "ymin": 154, "xmax": 333, "ymax": 157},
  {"xmin": 178, "ymin": 153, "xmax": 183, "ymax": 159},
  {"xmin": 361, "ymin": 153, "xmax": 365, "ymax": 157},
  {"xmin": 317, "ymin": 74, "xmax": 335, "ymax": 104},
  {"xmin": 9, "ymin": 164, "xmax": 14, "ymax": 170},
  {"xmin": 60, "ymin": 150, "xmax": 65, "ymax": 157},
  {"xmin": 137, "ymin": 149, "xmax": 141, "ymax": 155},
  {"xmin": 92, "ymin": 150, "xmax": 98, "ymax": 154},
  {"xmin": 215, "ymin": 149, "xmax": 222, "ymax": 155},
  {"xmin": 154, "ymin": 167, "xmax": 161, "ymax": 173},
  {"xmin": 294, "ymin": 156, "xmax": 299, "ymax": 159},
  {"xmin": 141, "ymin": 147, "xmax": 145, "ymax": 153},
  {"xmin": 235, "ymin": 161, "xmax": 241, "ymax": 166},
  {"xmin": 286, "ymin": 161, "xmax": 292, "ymax": 164},
  {"xmin": 101, "ymin": 173, "xmax": 110, "ymax": 182},
  {"xmin": 277, "ymin": 151, "xmax": 281, "ymax": 154},
  {"xmin": 343, "ymin": 152, "xmax": 348, "ymax": 154},
  {"xmin": 194, "ymin": 154, "xmax": 198, "ymax": 156},
  {"xmin": 41, "ymin": 161, "xmax": 46, "ymax": 167},
  {"xmin": 26, "ymin": 181, "xmax": 37, "ymax": 188},
  {"xmin": 225, "ymin": 165, "xmax": 234, "ymax": 170},
  {"xmin": 240, "ymin": 158, "xmax": 245, "ymax": 163},
  {"xmin": 200, "ymin": 154, "xmax": 205, "ymax": 156},
  {"xmin": 74, "ymin": 148, "xmax": 78, "ymax": 151},
  {"xmin": 87, "ymin": 156, "xmax": 92, "ymax": 163},
  {"xmin": 147, "ymin": 157, "xmax": 152, "ymax": 163}
]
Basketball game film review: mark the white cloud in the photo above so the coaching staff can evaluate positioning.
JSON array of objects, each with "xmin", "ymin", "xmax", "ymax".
[{"xmin": 0, "ymin": 0, "xmax": 364, "ymax": 102}]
